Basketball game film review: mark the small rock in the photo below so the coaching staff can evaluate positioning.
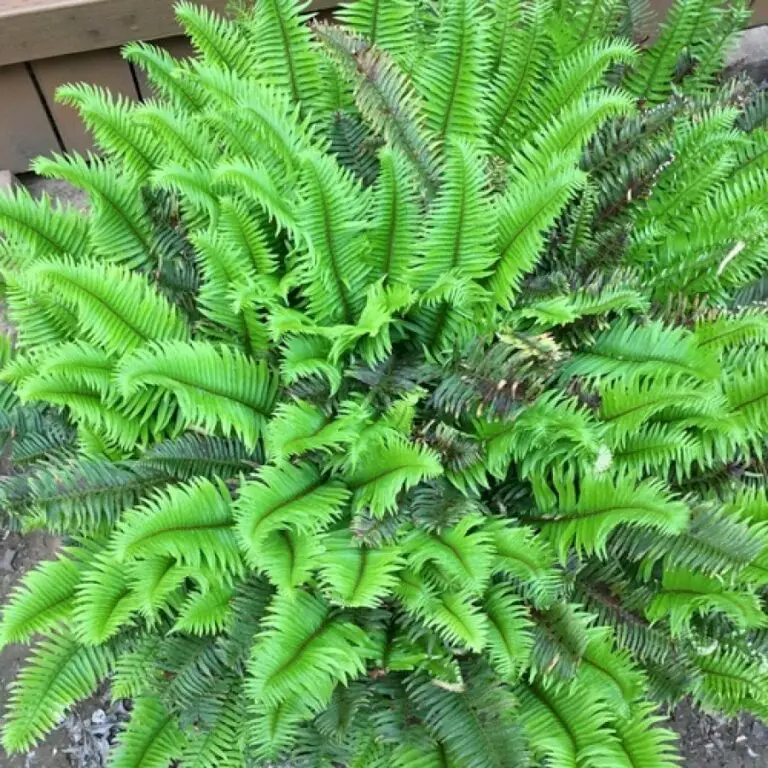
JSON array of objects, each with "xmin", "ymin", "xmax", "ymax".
[
  {"xmin": 0, "ymin": 547, "xmax": 17, "ymax": 571},
  {"xmin": 90, "ymin": 708, "xmax": 106, "ymax": 725}
]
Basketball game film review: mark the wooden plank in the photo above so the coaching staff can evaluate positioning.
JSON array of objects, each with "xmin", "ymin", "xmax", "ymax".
[
  {"xmin": 0, "ymin": 0, "xmax": 340, "ymax": 68},
  {"xmin": 31, "ymin": 48, "xmax": 139, "ymax": 155},
  {"xmin": 0, "ymin": 63, "xmax": 60, "ymax": 173}
]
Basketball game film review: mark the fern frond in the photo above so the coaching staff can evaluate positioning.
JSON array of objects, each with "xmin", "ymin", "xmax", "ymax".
[
  {"xmin": 488, "ymin": 161, "xmax": 585, "ymax": 306},
  {"xmin": 516, "ymin": 679, "xmax": 616, "ymax": 768},
  {"xmin": 337, "ymin": 0, "xmax": 416, "ymax": 56},
  {"xmin": 404, "ymin": 513, "xmax": 495, "ymax": 592},
  {"xmin": 215, "ymin": 159, "xmax": 300, "ymax": 236},
  {"xmin": 369, "ymin": 147, "xmax": 420, "ymax": 285},
  {"xmin": 112, "ymin": 478, "xmax": 242, "ymax": 575},
  {"xmin": 612, "ymin": 701, "xmax": 681, "ymax": 768},
  {"xmin": 27, "ymin": 459, "xmax": 167, "ymax": 533},
  {"xmin": 123, "ymin": 41, "xmax": 205, "ymax": 113},
  {"xmin": 317, "ymin": 23, "xmax": 439, "ymax": 194},
  {"xmin": 110, "ymin": 695, "xmax": 186, "ymax": 768},
  {"xmin": 407, "ymin": 664, "xmax": 526, "ymax": 768},
  {"xmin": 486, "ymin": 0, "xmax": 552, "ymax": 156},
  {"xmin": 566, "ymin": 318, "xmax": 720, "ymax": 381},
  {"xmin": 73, "ymin": 552, "xmax": 140, "ymax": 644},
  {"xmin": 247, "ymin": 591, "xmax": 373, "ymax": 711},
  {"xmin": 647, "ymin": 568, "xmax": 768, "ymax": 635},
  {"xmin": 625, "ymin": 0, "xmax": 716, "ymax": 103},
  {"xmin": 118, "ymin": 340, "xmax": 277, "ymax": 448},
  {"xmin": 317, "ymin": 530, "xmax": 404, "ymax": 607},
  {"xmin": 176, "ymin": 2, "xmax": 255, "ymax": 77},
  {"xmin": 173, "ymin": 585, "xmax": 235, "ymax": 636},
  {"xmin": 135, "ymin": 100, "xmax": 217, "ymax": 167},
  {"xmin": 235, "ymin": 461, "xmax": 349, "ymax": 557},
  {"xmin": 343, "ymin": 436, "xmax": 443, "ymax": 516},
  {"xmin": 30, "ymin": 257, "xmax": 189, "ymax": 354},
  {"xmin": 0, "ymin": 553, "xmax": 80, "ymax": 647},
  {"xmin": 483, "ymin": 583, "xmax": 534, "ymax": 679},
  {"xmin": 396, "ymin": 569, "xmax": 488, "ymax": 650},
  {"xmin": 295, "ymin": 151, "xmax": 371, "ymax": 323},
  {"xmin": 417, "ymin": 0, "xmax": 490, "ymax": 142},
  {"xmin": 140, "ymin": 433, "xmax": 256, "ymax": 480},
  {"xmin": 2, "ymin": 632, "xmax": 113, "ymax": 754},
  {"xmin": 0, "ymin": 185, "xmax": 90, "ymax": 260},
  {"xmin": 246, "ymin": 0, "xmax": 322, "ymax": 105},
  {"xmin": 530, "ymin": 471, "xmax": 690, "ymax": 559},
  {"xmin": 33, "ymin": 154, "xmax": 156, "ymax": 270},
  {"xmin": 692, "ymin": 646, "xmax": 768, "ymax": 714},
  {"xmin": 488, "ymin": 522, "xmax": 562, "ymax": 607},
  {"xmin": 56, "ymin": 83, "xmax": 161, "ymax": 178}
]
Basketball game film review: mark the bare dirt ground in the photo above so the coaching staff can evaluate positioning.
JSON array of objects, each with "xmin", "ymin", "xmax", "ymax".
[{"xmin": 671, "ymin": 701, "xmax": 768, "ymax": 767}]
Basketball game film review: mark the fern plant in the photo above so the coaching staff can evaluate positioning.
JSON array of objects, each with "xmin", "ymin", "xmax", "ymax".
[{"xmin": 1, "ymin": 0, "xmax": 767, "ymax": 765}]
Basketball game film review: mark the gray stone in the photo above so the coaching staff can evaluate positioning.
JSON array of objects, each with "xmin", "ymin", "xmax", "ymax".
[{"xmin": 727, "ymin": 24, "xmax": 768, "ymax": 83}]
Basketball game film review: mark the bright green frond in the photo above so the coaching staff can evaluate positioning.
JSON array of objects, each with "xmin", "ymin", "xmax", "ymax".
[
  {"xmin": 173, "ymin": 584, "xmax": 235, "ymax": 636},
  {"xmin": 112, "ymin": 478, "xmax": 242, "ymax": 574},
  {"xmin": 56, "ymin": 83, "xmax": 161, "ymax": 178},
  {"xmin": 317, "ymin": 530, "xmax": 404, "ymax": 607},
  {"xmin": 612, "ymin": 701, "xmax": 681, "ymax": 768},
  {"xmin": 266, "ymin": 399, "xmax": 367, "ymax": 461},
  {"xmin": 566, "ymin": 318, "xmax": 721, "ymax": 381},
  {"xmin": 235, "ymin": 461, "xmax": 350, "ymax": 556},
  {"xmin": 0, "ymin": 185, "xmax": 90, "ymax": 260},
  {"xmin": 0, "ymin": 554, "xmax": 80, "ymax": 647},
  {"xmin": 488, "ymin": 522, "xmax": 562, "ymax": 607},
  {"xmin": 369, "ymin": 148, "xmax": 420, "ymax": 285},
  {"xmin": 30, "ymin": 257, "xmax": 189, "ymax": 354},
  {"xmin": 33, "ymin": 154, "xmax": 156, "ymax": 269},
  {"xmin": 123, "ymin": 41, "xmax": 206, "ymax": 112},
  {"xmin": 245, "ymin": 0, "xmax": 323, "ymax": 105},
  {"xmin": 110, "ymin": 695, "xmax": 186, "ymax": 768},
  {"xmin": 483, "ymin": 584, "xmax": 534, "ymax": 679},
  {"xmin": 404, "ymin": 513, "xmax": 495, "ymax": 592},
  {"xmin": 417, "ymin": 0, "xmax": 490, "ymax": 142},
  {"xmin": 343, "ymin": 436, "xmax": 443, "ymax": 516},
  {"xmin": 396, "ymin": 570, "xmax": 488, "ymax": 650},
  {"xmin": 337, "ymin": 0, "xmax": 415, "ymax": 56},
  {"xmin": 2, "ymin": 633, "xmax": 113, "ymax": 754},
  {"xmin": 488, "ymin": 161, "xmax": 584, "ymax": 306},
  {"xmin": 176, "ymin": 2, "xmax": 255, "ymax": 77},
  {"xmin": 295, "ymin": 151, "xmax": 371, "ymax": 323},
  {"xmin": 118, "ymin": 340, "xmax": 277, "ymax": 448},
  {"xmin": 517, "ymin": 679, "xmax": 617, "ymax": 768},
  {"xmin": 73, "ymin": 553, "xmax": 141, "ymax": 644},
  {"xmin": 647, "ymin": 568, "xmax": 768, "ymax": 635},
  {"xmin": 248, "ymin": 591, "xmax": 373, "ymax": 711},
  {"xmin": 533, "ymin": 471, "xmax": 690, "ymax": 559}
]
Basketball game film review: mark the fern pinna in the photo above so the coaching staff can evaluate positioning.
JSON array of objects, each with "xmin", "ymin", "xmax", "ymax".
[{"xmin": 0, "ymin": 0, "xmax": 766, "ymax": 765}]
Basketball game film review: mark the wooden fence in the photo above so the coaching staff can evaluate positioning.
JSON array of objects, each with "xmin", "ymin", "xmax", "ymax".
[{"xmin": 0, "ymin": 0, "xmax": 766, "ymax": 172}]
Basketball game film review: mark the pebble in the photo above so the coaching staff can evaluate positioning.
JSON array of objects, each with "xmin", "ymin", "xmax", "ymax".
[{"xmin": 0, "ymin": 547, "xmax": 17, "ymax": 571}]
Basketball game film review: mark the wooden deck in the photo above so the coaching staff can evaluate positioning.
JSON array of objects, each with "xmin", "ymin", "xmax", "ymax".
[{"xmin": 0, "ymin": 0, "xmax": 766, "ymax": 172}]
